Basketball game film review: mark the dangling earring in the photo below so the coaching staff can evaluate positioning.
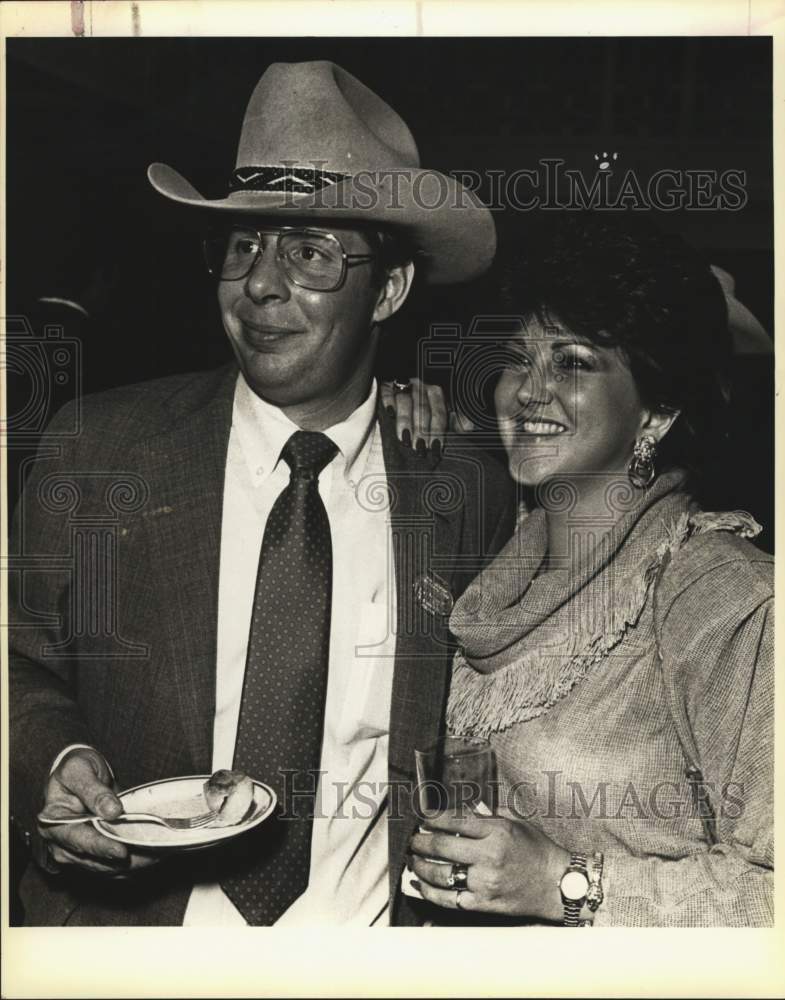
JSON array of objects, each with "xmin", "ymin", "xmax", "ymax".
[{"xmin": 628, "ymin": 435, "xmax": 657, "ymax": 488}]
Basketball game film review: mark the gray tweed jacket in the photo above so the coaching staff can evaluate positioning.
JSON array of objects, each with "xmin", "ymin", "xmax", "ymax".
[{"xmin": 9, "ymin": 363, "xmax": 515, "ymax": 926}]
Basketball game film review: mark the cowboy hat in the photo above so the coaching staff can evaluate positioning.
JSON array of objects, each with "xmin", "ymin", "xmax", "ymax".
[
  {"xmin": 710, "ymin": 265, "xmax": 772, "ymax": 355},
  {"xmin": 148, "ymin": 60, "xmax": 495, "ymax": 284}
]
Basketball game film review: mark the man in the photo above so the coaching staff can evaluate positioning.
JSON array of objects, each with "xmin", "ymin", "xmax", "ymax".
[{"xmin": 9, "ymin": 60, "xmax": 514, "ymax": 925}]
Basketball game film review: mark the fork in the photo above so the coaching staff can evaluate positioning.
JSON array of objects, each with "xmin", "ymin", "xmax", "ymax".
[{"xmin": 38, "ymin": 808, "xmax": 217, "ymax": 830}]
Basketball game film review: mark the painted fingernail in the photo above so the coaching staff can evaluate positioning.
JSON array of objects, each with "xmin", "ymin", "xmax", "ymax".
[
  {"xmin": 386, "ymin": 405, "xmax": 396, "ymax": 418},
  {"xmin": 432, "ymin": 439, "xmax": 442, "ymax": 460},
  {"xmin": 411, "ymin": 880, "xmax": 421, "ymax": 891},
  {"xmin": 402, "ymin": 429, "xmax": 412, "ymax": 448},
  {"xmin": 415, "ymin": 437, "xmax": 427, "ymax": 455}
]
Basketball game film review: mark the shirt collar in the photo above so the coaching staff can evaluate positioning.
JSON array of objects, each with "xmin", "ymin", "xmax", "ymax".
[{"xmin": 232, "ymin": 371, "xmax": 379, "ymax": 485}]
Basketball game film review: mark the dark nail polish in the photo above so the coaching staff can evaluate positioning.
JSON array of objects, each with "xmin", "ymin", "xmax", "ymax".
[
  {"xmin": 432, "ymin": 439, "xmax": 442, "ymax": 461},
  {"xmin": 386, "ymin": 405, "xmax": 396, "ymax": 419},
  {"xmin": 411, "ymin": 879, "xmax": 421, "ymax": 891},
  {"xmin": 402, "ymin": 429, "xmax": 412, "ymax": 448},
  {"xmin": 416, "ymin": 437, "xmax": 427, "ymax": 455}
]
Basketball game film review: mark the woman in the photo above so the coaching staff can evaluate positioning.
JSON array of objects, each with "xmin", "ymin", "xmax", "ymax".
[{"xmin": 393, "ymin": 212, "xmax": 773, "ymax": 926}]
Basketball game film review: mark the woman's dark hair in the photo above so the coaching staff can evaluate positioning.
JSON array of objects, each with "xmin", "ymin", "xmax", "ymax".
[{"xmin": 497, "ymin": 211, "xmax": 732, "ymax": 477}]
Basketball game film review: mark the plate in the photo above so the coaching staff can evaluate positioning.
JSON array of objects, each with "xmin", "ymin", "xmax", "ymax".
[{"xmin": 93, "ymin": 774, "xmax": 276, "ymax": 851}]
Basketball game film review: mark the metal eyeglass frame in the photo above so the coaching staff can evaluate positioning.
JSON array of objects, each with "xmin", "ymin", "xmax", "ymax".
[{"xmin": 203, "ymin": 225, "xmax": 378, "ymax": 292}]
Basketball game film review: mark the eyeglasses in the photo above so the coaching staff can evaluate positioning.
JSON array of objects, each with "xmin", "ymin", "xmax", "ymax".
[{"xmin": 203, "ymin": 226, "xmax": 377, "ymax": 292}]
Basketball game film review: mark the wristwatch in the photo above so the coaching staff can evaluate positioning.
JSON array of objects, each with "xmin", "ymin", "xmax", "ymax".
[{"xmin": 558, "ymin": 852, "xmax": 590, "ymax": 926}]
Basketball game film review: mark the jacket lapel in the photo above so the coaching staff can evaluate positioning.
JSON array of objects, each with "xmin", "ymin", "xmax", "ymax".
[
  {"xmin": 377, "ymin": 406, "xmax": 464, "ymax": 911},
  {"xmin": 140, "ymin": 365, "xmax": 237, "ymax": 772}
]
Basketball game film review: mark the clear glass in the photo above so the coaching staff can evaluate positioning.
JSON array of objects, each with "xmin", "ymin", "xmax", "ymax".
[
  {"xmin": 415, "ymin": 735, "xmax": 496, "ymax": 817},
  {"xmin": 202, "ymin": 226, "xmax": 375, "ymax": 291}
]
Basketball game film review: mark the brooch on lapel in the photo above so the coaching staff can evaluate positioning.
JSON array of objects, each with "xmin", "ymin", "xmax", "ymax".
[{"xmin": 413, "ymin": 572, "xmax": 454, "ymax": 619}]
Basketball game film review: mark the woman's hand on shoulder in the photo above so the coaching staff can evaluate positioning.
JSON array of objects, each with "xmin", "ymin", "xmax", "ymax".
[
  {"xmin": 408, "ymin": 808, "xmax": 569, "ymax": 921},
  {"xmin": 380, "ymin": 378, "xmax": 474, "ymax": 453}
]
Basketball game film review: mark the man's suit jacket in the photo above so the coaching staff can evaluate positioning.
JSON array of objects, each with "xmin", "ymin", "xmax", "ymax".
[{"xmin": 9, "ymin": 363, "xmax": 515, "ymax": 926}]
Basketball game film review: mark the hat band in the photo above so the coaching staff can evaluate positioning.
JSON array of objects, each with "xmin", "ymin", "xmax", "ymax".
[{"xmin": 230, "ymin": 165, "xmax": 349, "ymax": 194}]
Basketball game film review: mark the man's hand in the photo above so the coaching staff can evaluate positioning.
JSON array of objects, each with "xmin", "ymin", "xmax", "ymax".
[{"xmin": 39, "ymin": 747, "xmax": 159, "ymax": 875}]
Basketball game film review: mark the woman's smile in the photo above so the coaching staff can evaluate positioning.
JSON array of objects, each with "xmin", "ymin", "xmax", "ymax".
[{"xmin": 515, "ymin": 417, "xmax": 568, "ymax": 436}]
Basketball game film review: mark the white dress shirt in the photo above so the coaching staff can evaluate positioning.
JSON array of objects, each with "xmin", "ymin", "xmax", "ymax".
[{"xmin": 183, "ymin": 373, "xmax": 396, "ymax": 926}]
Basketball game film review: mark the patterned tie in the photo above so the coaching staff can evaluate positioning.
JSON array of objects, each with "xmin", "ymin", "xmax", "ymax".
[{"xmin": 222, "ymin": 430, "xmax": 338, "ymax": 924}]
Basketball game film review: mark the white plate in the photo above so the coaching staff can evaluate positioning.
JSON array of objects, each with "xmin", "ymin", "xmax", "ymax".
[{"xmin": 93, "ymin": 775, "xmax": 276, "ymax": 851}]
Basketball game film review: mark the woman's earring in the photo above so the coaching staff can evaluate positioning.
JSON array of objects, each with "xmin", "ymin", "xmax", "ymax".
[{"xmin": 628, "ymin": 435, "xmax": 657, "ymax": 488}]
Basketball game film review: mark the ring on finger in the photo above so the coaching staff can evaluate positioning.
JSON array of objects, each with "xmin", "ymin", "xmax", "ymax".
[
  {"xmin": 446, "ymin": 861, "xmax": 469, "ymax": 890},
  {"xmin": 453, "ymin": 862, "xmax": 469, "ymax": 889},
  {"xmin": 392, "ymin": 379, "xmax": 412, "ymax": 393}
]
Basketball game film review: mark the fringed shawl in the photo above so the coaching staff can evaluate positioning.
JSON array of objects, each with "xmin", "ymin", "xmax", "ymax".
[{"xmin": 447, "ymin": 471, "xmax": 761, "ymax": 738}]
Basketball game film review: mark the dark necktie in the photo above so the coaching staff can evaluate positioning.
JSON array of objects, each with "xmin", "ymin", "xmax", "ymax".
[{"xmin": 222, "ymin": 429, "xmax": 338, "ymax": 925}]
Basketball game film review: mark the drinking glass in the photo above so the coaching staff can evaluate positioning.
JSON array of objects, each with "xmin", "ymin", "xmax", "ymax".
[
  {"xmin": 415, "ymin": 735, "xmax": 496, "ymax": 819},
  {"xmin": 402, "ymin": 736, "xmax": 496, "ymax": 899}
]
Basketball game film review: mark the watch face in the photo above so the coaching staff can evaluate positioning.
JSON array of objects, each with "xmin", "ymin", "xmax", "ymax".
[{"xmin": 561, "ymin": 870, "xmax": 589, "ymax": 901}]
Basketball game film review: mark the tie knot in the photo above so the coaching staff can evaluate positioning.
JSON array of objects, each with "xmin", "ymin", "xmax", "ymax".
[{"xmin": 281, "ymin": 431, "xmax": 338, "ymax": 479}]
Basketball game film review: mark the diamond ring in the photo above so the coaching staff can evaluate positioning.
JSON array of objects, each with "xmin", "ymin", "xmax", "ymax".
[{"xmin": 446, "ymin": 862, "xmax": 469, "ymax": 889}]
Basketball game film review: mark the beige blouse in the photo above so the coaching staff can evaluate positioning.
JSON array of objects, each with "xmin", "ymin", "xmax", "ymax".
[{"xmin": 447, "ymin": 473, "xmax": 773, "ymax": 926}]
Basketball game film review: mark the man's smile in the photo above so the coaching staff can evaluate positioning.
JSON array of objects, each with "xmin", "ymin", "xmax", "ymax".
[{"xmin": 239, "ymin": 320, "xmax": 302, "ymax": 347}]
